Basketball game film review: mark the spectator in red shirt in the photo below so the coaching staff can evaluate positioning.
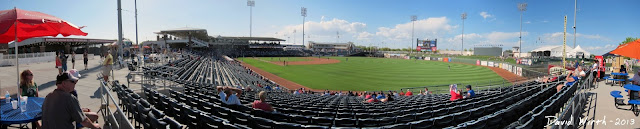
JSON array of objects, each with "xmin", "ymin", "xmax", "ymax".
[
  {"xmin": 252, "ymin": 91, "xmax": 274, "ymax": 112},
  {"xmin": 365, "ymin": 92, "xmax": 372, "ymax": 99},
  {"xmin": 365, "ymin": 94, "xmax": 380, "ymax": 103},
  {"xmin": 405, "ymin": 89, "xmax": 413, "ymax": 96},
  {"xmin": 450, "ymin": 84, "xmax": 462, "ymax": 101},
  {"xmin": 399, "ymin": 91, "xmax": 405, "ymax": 96}
]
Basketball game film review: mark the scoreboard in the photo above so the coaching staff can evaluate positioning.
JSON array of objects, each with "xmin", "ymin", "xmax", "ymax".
[{"xmin": 416, "ymin": 39, "xmax": 437, "ymax": 52}]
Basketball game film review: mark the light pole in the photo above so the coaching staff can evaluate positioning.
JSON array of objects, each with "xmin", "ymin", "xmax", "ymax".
[
  {"xmin": 518, "ymin": 3, "xmax": 527, "ymax": 56},
  {"xmin": 461, "ymin": 13, "xmax": 467, "ymax": 56},
  {"xmin": 411, "ymin": 15, "xmax": 417, "ymax": 56},
  {"xmin": 301, "ymin": 7, "xmax": 307, "ymax": 46},
  {"xmin": 573, "ymin": 0, "xmax": 577, "ymax": 48},
  {"xmin": 247, "ymin": 0, "xmax": 255, "ymax": 37}
]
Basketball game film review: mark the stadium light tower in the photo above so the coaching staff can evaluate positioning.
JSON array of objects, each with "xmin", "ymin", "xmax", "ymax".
[
  {"xmin": 411, "ymin": 15, "xmax": 417, "ymax": 55},
  {"xmin": 461, "ymin": 13, "xmax": 467, "ymax": 55},
  {"xmin": 302, "ymin": 7, "xmax": 307, "ymax": 46},
  {"xmin": 247, "ymin": 0, "xmax": 255, "ymax": 37},
  {"xmin": 518, "ymin": 2, "xmax": 527, "ymax": 56},
  {"xmin": 573, "ymin": 0, "xmax": 577, "ymax": 48}
]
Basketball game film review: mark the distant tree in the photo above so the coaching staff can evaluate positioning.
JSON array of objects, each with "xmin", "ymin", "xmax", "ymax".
[
  {"xmin": 464, "ymin": 48, "xmax": 468, "ymax": 51},
  {"xmin": 620, "ymin": 37, "xmax": 639, "ymax": 45},
  {"xmin": 445, "ymin": 48, "xmax": 449, "ymax": 51},
  {"xmin": 504, "ymin": 50, "xmax": 513, "ymax": 53}
]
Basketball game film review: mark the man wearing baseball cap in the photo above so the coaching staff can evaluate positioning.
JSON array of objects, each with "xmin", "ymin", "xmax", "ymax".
[{"xmin": 41, "ymin": 71, "xmax": 101, "ymax": 129}]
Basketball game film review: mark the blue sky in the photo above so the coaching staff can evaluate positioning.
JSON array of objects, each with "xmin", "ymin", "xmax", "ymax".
[{"xmin": 3, "ymin": 0, "xmax": 639, "ymax": 55}]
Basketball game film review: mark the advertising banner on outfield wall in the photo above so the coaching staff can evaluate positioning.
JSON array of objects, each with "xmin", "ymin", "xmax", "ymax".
[
  {"xmin": 517, "ymin": 67, "xmax": 523, "ymax": 76},
  {"xmin": 477, "ymin": 60, "xmax": 480, "ymax": 65},
  {"xmin": 481, "ymin": 61, "xmax": 487, "ymax": 66},
  {"xmin": 488, "ymin": 62, "xmax": 494, "ymax": 67},
  {"xmin": 425, "ymin": 57, "xmax": 430, "ymax": 60}
]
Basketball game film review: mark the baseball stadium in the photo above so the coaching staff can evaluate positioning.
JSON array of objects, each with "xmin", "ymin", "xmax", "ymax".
[{"xmin": 1, "ymin": 0, "xmax": 639, "ymax": 129}]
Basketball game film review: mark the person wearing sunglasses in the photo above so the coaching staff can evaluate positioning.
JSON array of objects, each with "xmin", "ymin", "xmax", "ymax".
[
  {"xmin": 19, "ymin": 70, "xmax": 38, "ymax": 97},
  {"xmin": 41, "ymin": 71, "xmax": 101, "ymax": 129}
]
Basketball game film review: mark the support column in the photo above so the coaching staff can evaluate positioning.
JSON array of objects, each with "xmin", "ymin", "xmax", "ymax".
[
  {"xmin": 65, "ymin": 44, "xmax": 71, "ymax": 54},
  {"xmin": 40, "ymin": 45, "xmax": 46, "ymax": 53}
]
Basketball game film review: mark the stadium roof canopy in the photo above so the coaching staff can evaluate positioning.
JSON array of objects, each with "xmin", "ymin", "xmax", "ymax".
[
  {"xmin": 154, "ymin": 27, "xmax": 208, "ymax": 40},
  {"xmin": 8, "ymin": 37, "xmax": 116, "ymax": 48},
  {"xmin": 215, "ymin": 36, "xmax": 285, "ymax": 41}
]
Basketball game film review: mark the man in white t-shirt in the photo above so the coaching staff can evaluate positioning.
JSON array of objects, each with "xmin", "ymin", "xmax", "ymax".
[{"xmin": 216, "ymin": 86, "xmax": 243, "ymax": 105}]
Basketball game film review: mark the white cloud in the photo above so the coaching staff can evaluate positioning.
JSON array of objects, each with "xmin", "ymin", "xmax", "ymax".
[
  {"xmin": 479, "ymin": 12, "xmax": 493, "ymax": 19},
  {"xmin": 525, "ymin": 21, "xmax": 531, "ymax": 24},
  {"xmin": 487, "ymin": 31, "xmax": 526, "ymax": 41},
  {"xmin": 269, "ymin": 18, "xmax": 368, "ymax": 44},
  {"xmin": 375, "ymin": 16, "xmax": 455, "ymax": 40},
  {"xmin": 443, "ymin": 31, "xmax": 527, "ymax": 50}
]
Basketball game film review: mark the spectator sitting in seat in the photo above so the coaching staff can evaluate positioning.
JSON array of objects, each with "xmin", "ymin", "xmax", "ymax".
[
  {"xmin": 556, "ymin": 71, "xmax": 578, "ymax": 92},
  {"xmin": 19, "ymin": 70, "xmax": 38, "ymax": 97},
  {"xmin": 252, "ymin": 91, "xmax": 274, "ymax": 112},
  {"xmin": 42, "ymin": 72, "xmax": 101, "ymax": 129},
  {"xmin": 399, "ymin": 91, "xmax": 405, "ymax": 96},
  {"xmin": 365, "ymin": 94, "xmax": 380, "ymax": 103},
  {"xmin": 380, "ymin": 94, "xmax": 394, "ymax": 102},
  {"xmin": 365, "ymin": 92, "xmax": 372, "ymax": 99},
  {"xmin": 323, "ymin": 91, "xmax": 330, "ymax": 96},
  {"xmin": 425, "ymin": 88, "xmax": 433, "ymax": 94},
  {"xmin": 393, "ymin": 91, "xmax": 399, "ymax": 97},
  {"xmin": 293, "ymin": 90, "xmax": 300, "ymax": 95},
  {"xmin": 450, "ymin": 84, "xmax": 462, "ymax": 101},
  {"xmin": 376, "ymin": 92, "xmax": 386, "ymax": 100},
  {"xmin": 217, "ymin": 86, "xmax": 243, "ymax": 105},
  {"xmin": 264, "ymin": 85, "xmax": 272, "ymax": 91},
  {"xmin": 465, "ymin": 85, "xmax": 476, "ymax": 99},
  {"xmin": 405, "ymin": 89, "xmax": 413, "ymax": 96},
  {"xmin": 274, "ymin": 85, "xmax": 280, "ymax": 90}
]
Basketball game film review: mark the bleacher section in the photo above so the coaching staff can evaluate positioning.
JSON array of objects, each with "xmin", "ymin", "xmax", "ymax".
[{"xmin": 110, "ymin": 51, "xmax": 591, "ymax": 129}]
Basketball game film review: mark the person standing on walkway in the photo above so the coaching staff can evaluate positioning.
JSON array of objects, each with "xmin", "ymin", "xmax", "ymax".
[
  {"xmin": 60, "ymin": 51, "xmax": 68, "ymax": 72},
  {"xmin": 56, "ymin": 52, "xmax": 62, "ymax": 75},
  {"xmin": 71, "ymin": 52, "xmax": 76, "ymax": 69},
  {"xmin": 83, "ymin": 51, "xmax": 88, "ymax": 70},
  {"xmin": 102, "ymin": 50, "xmax": 113, "ymax": 82}
]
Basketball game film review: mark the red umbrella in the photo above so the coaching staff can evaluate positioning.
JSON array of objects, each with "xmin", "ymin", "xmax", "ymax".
[
  {"xmin": 0, "ymin": 8, "xmax": 88, "ymax": 42},
  {"xmin": 610, "ymin": 39, "xmax": 640, "ymax": 60},
  {"xmin": 0, "ymin": 7, "xmax": 87, "ymax": 97}
]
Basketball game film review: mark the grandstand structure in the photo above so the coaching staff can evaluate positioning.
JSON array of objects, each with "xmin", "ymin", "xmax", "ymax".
[{"xmin": 103, "ymin": 48, "xmax": 597, "ymax": 129}]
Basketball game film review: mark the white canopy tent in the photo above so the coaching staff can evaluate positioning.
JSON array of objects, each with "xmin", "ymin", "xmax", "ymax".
[{"xmin": 530, "ymin": 45, "xmax": 591, "ymax": 58}]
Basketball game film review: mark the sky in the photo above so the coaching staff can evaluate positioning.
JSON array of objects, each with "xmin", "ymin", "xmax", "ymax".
[{"xmin": 3, "ymin": 0, "xmax": 639, "ymax": 55}]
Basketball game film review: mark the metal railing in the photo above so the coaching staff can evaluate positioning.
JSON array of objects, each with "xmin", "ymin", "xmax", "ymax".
[
  {"xmin": 551, "ymin": 70, "xmax": 595, "ymax": 129},
  {"xmin": 99, "ymin": 80, "xmax": 135, "ymax": 129}
]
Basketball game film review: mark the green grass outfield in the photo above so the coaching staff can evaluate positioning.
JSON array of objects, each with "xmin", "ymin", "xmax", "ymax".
[
  {"xmin": 254, "ymin": 57, "xmax": 310, "ymax": 62},
  {"xmin": 239, "ymin": 57, "xmax": 508, "ymax": 92}
]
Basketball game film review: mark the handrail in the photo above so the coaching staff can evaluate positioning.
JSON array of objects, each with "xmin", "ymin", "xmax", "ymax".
[
  {"xmin": 99, "ymin": 80, "xmax": 135, "ymax": 129},
  {"xmin": 551, "ymin": 70, "xmax": 594, "ymax": 129}
]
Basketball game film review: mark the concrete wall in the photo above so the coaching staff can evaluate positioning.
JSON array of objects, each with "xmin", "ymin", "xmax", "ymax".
[{"xmin": 473, "ymin": 47, "xmax": 502, "ymax": 56}]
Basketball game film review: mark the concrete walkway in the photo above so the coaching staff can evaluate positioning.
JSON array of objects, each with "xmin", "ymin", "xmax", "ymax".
[
  {"xmin": 578, "ymin": 73, "xmax": 640, "ymax": 129},
  {"xmin": 0, "ymin": 56, "xmax": 139, "ymax": 128}
]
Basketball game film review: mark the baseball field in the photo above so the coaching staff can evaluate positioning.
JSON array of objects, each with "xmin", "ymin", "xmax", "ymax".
[{"xmin": 238, "ymin": 57, "xmax": 508, "ymax": 92}]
